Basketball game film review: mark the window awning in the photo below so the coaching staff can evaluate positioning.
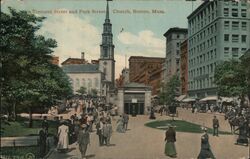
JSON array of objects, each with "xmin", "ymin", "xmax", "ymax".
[
  {"xmin": 220, "ymin": 97, "xmax": 234, "ymax": 102},
  {"xmin": 175, "ymin": 95, "xmax": 187, "ymax": 101},
  {"xmin": 200, "ymin": 96, "xmax": 218, "ymax": 101},
  {"xmin": 182, "ymin": 98, "xmax": 196, "ymax": 102}
]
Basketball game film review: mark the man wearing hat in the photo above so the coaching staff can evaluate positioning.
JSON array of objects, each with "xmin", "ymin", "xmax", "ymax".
[
  {"xmin": 77, "ymin": 124, "xmax": 90, "ymax": 159},
  {"xmin": 212, "ymin": 116, "xmax": 219, "ymax": 136},
  {"xmin": 164, "ymin": 124, "xmax": 177, "ymax": 158}
]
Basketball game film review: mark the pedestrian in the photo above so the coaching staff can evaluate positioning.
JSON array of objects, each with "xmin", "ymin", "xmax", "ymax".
[
  {"xmin": 164, "ymin": 124, "xmax": 177, "ymax": 158},
  {"xmin": 212, "ymin": 116, "xmax": 219, "ymax": 136},
  {"xmin": 106, "ymin": 113, "xmax": 112, "ymax": 124},
  {"xmin": 96, "ymin": 118, "xmax": 104, "ymax": 146},
  {"xmin": 198, "ymin": 128, "xmax": 215, "ymax": 159},
  {"xmin": 102, "ymin": 121, "xmax": 109, "ymax": 145},
  {"xmin": 116, "ymin": 115, "xmax": 125, "ymax": 133},
  {"xmin": 106, "ymin": 122, "xmax": 112, "ymax": 145},
  {"xmin": 149, "ymin": 107, "xmax": 156, "ymax": 119},
  {"xmin": 42, "ymin": 116, "xmax": 49, "ymax": 136},
  {"xmin": 73, "ymin": 120, "xmax": 80, "ymax": 143},
  {"xmin": 57, "ymin": 121, "xmax": 69, "ymax": 152},
  {"xmin": 77, "ymin": 124, "xmax": 90, "ymax": 159},
  {"xmin": 39, "ymin": 125, "xmax": 47, "ymax": 158},
  {"xmin": 123, "ymin": 113, "xmax": 129, "ymax": 131},
  {"xmin": 235, "ymin": 118, "xmax": 248, "ymax": 145}
]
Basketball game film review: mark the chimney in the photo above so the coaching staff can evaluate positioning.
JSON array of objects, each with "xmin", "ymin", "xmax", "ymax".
[{"xmin": 81, "ymin": 52, "xmax": 85, "ymax": 59}]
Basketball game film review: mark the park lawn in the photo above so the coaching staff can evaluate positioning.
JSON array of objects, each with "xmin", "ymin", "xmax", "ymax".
[
  {"xmin": 145, "ymin": 120, "xmax": 232, "ymax": 135},
  {"xmin": 0, "ymin": 146, "xmax": 38, "ymax": 158},
  {"xmin": 1, "ymin": 117, "xmax": 58, "ymax": 137}
]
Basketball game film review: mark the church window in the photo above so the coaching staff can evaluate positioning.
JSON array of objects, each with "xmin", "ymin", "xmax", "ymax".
[
  {"xmin": 104, "ymin": 47, "xmax": 108, "ymax": 57},
  {"xmin": 95, "ymin": 78, "xmax": 99, "ymax": 88},
  {"xmin": 88, "ymin": 79, "xmax": 92, "ymax": 89},
  {"xmin": 82, "ymin": 79, "xmax": 86, "ymax": 87},
  {"xmin": 104, "ymin": 68, "xmax": 107, "ymax": 76},
  {"xmin": 70, "ymin": 78, "xmax": 74, "ymax": 87},
  {"xmin": 76, "ymin": 78, "xmax": 80, "ymax": 88}
]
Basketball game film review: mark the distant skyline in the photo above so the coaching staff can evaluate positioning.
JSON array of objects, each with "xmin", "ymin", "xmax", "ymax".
[{"xmin": 2, "ymin": 0, "xmax": 203, "ymax": 78}]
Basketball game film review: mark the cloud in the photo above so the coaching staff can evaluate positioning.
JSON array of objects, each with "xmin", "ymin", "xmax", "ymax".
[
  {"xmin": 37, "ymin": 13, "xmax": 165, "ymax": 79},
  {"xmin": 38, "ymin": 12, "xmax": 101, "ymax": 64},
  {"xmin": 117, "ymin": 30, "xmax": 165, "ymax": 56}
]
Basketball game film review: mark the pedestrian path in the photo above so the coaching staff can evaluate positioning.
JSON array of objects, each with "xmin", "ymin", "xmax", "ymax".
[{"xmin": 47, "ymin": 114, "xmax": 248, "ymax": 159}]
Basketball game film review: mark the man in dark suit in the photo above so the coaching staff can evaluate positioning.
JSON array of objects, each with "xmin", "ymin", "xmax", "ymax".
[
  {"xmin": 77, "ymin": 124, "xmax": 90, "ymax": 159},
  {"xmin": 123, "ymin": 113, "xmax": 129, "ymax": 131},
  {"xmin": 212, "ymin": 116, "xmax": 219, "ymax": 136},
  {"xmin": 39, "ymin": 126, "xmax": 47, "ymax": 158},
  {"xmin": 42, "ymin": 116, "xmax": 49, "ymax": 136}
]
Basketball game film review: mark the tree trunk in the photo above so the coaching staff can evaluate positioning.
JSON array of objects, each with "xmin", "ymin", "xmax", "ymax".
[
  {"xmin": 13, "ymin": 101, "xmax": 16, "ymax": 121},
  {"xmin": 29, "ymin": 107, "xmax": 33, "ymax": 128},
  {"xmin": 248, "ymin": 94, "xmax": 250, "ymax": 107}
]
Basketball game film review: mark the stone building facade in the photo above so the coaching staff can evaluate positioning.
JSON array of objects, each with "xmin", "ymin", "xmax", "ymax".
[
  {"xmin": 180, "ymin": 39, "xmax": 188, "ymax": 95},
  {"xmin": 129, "ymin": 56, "xmax": 165, "ymax": 86},
  {"xmin": 187, "ymin": 0, "xmax": 250, "ymax": 98},
  {"xmin": 163, "ymin": 27, "xmax": 188, "ymax": 82}
]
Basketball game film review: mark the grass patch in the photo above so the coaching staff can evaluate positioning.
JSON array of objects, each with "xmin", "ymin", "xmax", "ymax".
[
  {"xmin": 145, "ymin": 120, "xmax": 232, "ymax": 135},
  {"xmin": 0, "ymin": 146, "xmax": 38, "ymax": 158},
  {"xmin": 1, "ymin": 116, "xmax": 58, "ymax": 137}
]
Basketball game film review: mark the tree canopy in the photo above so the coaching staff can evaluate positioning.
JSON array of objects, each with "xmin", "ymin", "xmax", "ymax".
[
  {"xmin": 159, "ymin": 75, "xmax": 180, "ymax": 106},
  {"xmin": 76, "ymin": 86, "xmax": 87, "ymax": 96},
  {"xmin": 214, "ymin": 53, "xmax": 250, "ymax": 103},
  {"xmin": 1, "ymin": 8, "xmax": 72, "ymax": 120}
]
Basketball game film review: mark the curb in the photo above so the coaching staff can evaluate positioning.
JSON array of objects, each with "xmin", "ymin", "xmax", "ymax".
[{"xmin": 44, "ymin": 147, "xmax": 56, "ymax": 159}]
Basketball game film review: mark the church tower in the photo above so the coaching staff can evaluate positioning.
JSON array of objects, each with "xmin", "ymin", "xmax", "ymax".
[{"xmin": 99, "ymin": 0, "xmax": 115, "ymax": 89}]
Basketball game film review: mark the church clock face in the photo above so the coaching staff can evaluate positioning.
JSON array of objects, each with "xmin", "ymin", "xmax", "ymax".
[{"xmin": 103, "ymin": 61, "xmax": 107, "ymax": 65}]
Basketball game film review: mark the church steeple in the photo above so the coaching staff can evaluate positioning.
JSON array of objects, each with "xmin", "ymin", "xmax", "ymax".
[
  {"xmin": 100, "ymin": 0, "xmax": 114, "ymax": 59},
  {"xmin": 105, "ymin": 1, "xmax": 110, "ymax": 22},
  {"xmin": 99, "ymin": 0, "xmax": 115, "ymax": 88}
]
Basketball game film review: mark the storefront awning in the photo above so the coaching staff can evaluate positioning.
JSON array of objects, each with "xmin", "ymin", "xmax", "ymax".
[
  {"xmin": 182, "ymin": 98, "xmax": 196, "ymax": 102},
  {"xmin": 175, "ymin": 95, "xmax": 187, "ymax": 101},
  {"xmin": 220, "ymin": 97, "xmax": 234, "ymax": 103},
  {"xmin": 200, "ymin": 96, "xmax": 218, "ymax": 101}
]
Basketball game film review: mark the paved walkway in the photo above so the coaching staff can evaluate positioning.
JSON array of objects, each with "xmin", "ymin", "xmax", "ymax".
[{"xmin": 48, "ymin": 109, "xmax": 249, "ymax": 159}]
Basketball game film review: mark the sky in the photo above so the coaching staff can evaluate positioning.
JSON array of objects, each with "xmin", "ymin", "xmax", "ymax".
[{"xmin": 1, "ymin": 0, "xmax": 203, "ymax": 78}]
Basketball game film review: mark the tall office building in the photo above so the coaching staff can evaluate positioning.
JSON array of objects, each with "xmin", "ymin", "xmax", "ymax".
[
  {"xmin": 187, "ymin": 0, "xmax": 250, "ymax": 98},
  {"xmin": 163, "ymin": 28, "xmax": 188, "ymax": 82}
]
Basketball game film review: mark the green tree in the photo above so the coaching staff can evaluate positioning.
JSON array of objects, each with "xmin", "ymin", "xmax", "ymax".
[
  {"xmin": 1, "ymin": 8, "xmax": 72, "ymax": 127},
  {"xmin": 90, "ymin": 88, "xmax": 98, "ymax": 96},
  {"xmin": 214, "ymin": 59, "xmax": 249, "ymax": 105},
  {"xmin": 159, "ymin": 75, "xmax": 180, "ymax": 106},
  {"xmin": 240, "ymin": 50, "xmax": 250, "ymax": 101},
  {"xmin": 76, "ymin": 86, "xmax": 87, "ymax": 96}
]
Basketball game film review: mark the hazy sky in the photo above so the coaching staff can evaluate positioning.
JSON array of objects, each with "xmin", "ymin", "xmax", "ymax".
[{"xmin": 2, "ymin": 0, "xmax": 203, "ymax": 78}]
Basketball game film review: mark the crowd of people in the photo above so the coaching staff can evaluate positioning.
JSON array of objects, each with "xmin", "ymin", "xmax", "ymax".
[
  {"xmin": 43, "ymin": 97, "xmax": 130, "ymax": 159},
  {"xmin": 224, "ymin": 106, "xmax": 250, "ymax": 145},
  {"xmin": 39, "ymin": 96, "xmax": 249, "ymax": 159}
]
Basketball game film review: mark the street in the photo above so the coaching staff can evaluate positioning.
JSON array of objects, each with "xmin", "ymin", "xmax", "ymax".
[{"xmin": 48, "ymin": 108, "xmax": 249, "ymax": 159}]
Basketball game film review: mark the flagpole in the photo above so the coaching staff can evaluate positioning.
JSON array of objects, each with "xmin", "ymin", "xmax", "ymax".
[{"xmin": 192, "ymin": 0, "xmax": 194, "ymax": 12}]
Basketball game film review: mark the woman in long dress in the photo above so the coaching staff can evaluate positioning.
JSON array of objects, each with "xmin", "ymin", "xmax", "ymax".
[
  {"xmin": 198, "ymin": 128, "xmax": 215, "ymax": 159},
  {"xmin": 57, "ymin": 121, "xmax": 69, "ymax": 152},
  {"xmin": 116, "ymin": 115, "xmax": 125, "ymax": 133},
  {"xmin": 164, "ymin": 124, "xmax": 177, "ymax": 158}
]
